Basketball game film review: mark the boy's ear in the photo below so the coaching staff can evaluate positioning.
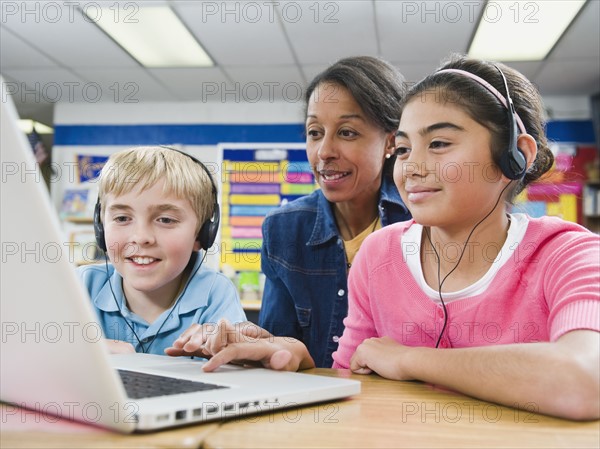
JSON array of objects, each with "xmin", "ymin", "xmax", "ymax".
[{"xmin": 193, "ymin": 240, "xmax": 201, "ymax": 252}]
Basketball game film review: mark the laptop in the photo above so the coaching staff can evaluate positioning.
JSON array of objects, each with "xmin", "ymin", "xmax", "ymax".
[{"xmin": 0, "ymin": 78, "xmax": 360, "ymax": 433}]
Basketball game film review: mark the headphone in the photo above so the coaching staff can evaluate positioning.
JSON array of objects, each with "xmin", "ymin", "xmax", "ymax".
[
  {"xmin": 93, "ymin": 146, "xmax": 220, "ymax": 252},
  {"xmin": 436, "ymin": 65, "xmax": 527, "ymax": 180}
]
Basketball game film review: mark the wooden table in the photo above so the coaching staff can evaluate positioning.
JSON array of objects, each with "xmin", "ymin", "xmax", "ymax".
[
  {"xmin": 0, "ymin": 403, "xmax": 218, "ymax": 449},
  {"xmin": 1, "ymin": 369, "xmax": 598, "ymax": 448},
  {"xmin": 204, "ymin": 369, "xmax": 600, "ymax": 449}
]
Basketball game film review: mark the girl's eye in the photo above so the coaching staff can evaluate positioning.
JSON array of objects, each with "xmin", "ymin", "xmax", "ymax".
[
  {"xmin": 394, "ymin": 146, "xmax": 411, "ymax": 157},
  {"xmin": 430, "ymin": 140, "xmax": 449, "ymax": 149},
  {"xmin": 114, "ymin": 215, "xmax": 129, "ymax": 223}
]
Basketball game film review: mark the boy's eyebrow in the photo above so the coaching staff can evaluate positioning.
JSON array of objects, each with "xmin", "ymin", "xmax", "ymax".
[
  {"xmin": 107, "ymin": 204, "xmax": 185, "ymax": 213},
  {"xmin": 396, "ymin": 122, "xmax": 465, "ymax": 138},
  {"xmin": 107, "ymin": 204, "xmax": 132, "ymax": 212},
  {"xmin": 153, "ymin": 204, "xmax": 185, "ymax": 213}
]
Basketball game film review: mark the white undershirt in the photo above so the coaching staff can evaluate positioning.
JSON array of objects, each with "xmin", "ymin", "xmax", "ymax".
[{"xmin": 401, "ymin": 213, "xmax": 529, "ymax": 303}]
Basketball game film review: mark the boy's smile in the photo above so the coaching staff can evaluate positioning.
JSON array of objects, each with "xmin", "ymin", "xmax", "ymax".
[{"xmin": 102, "ymin": 180, "xmax": 200, "ymax": 315}]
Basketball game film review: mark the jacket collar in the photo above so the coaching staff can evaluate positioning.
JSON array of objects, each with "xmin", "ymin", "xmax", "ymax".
[{"xmin": 306, "ymin": 176, "xmax": 407, "ymax": 246}]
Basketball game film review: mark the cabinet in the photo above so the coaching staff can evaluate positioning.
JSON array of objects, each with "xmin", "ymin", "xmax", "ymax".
[{"xmin": 583, "ymin": 181, "xmax": 600, "ymax": 233}]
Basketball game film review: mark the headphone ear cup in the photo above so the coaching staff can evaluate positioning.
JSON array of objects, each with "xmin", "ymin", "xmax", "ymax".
[
  {"xmin": 499, "ymin": 142, "xmax": 527, "ymax": 180},
  {"xmin": 93, "ymin": 200, "xmax": 107, "ymax": 252},
  {"xmin": 198, "ymin": 202, "xmax": 220, "ymax": 251}
]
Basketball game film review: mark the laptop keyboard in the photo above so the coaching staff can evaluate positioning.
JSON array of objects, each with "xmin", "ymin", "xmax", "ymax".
[{"xmin": 118, "ymin": 369, "xmax": 228, "ymax": 399}]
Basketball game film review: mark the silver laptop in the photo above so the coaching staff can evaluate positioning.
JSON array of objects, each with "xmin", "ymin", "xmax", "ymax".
[{"xmin": 0, "ymin": 78, "xmax": 360, "ymax": 433}]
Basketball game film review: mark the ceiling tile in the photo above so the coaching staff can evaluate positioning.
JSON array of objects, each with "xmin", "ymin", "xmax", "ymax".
[
  {"xmin": 547, "ymin": 0, "xmax": 600, "ymax": 62},
  {"xmin": 2, "ymin": 68, "xmax": 87, "ymax": 102},
  {"xmin": 1, "ymin": 4, "xmax": 138, "ymax": 68},
  {"xmin": 282, "ymin": 0, "xmax": 378, "ymax": 64},
  {"xmin": 173, "ymin": 1, "xmax": 295, "ymax": 66},
  {"xmin": 147, "ymin": 67, "xmax": 232, "ymax": 101},
  {"xmin": 0, "ymin": 26, "xmax": 57, "ymax": 68},
  {"xmin": 225, "ymin": 65, "xmax": 305, "ymax": 101},
  {"xmin": 376, "ymin": 0, "xmax": 485, "ymax": 64},
  {"xmin": 534, "ymin": 59, "xmax": 600, "ymax": 95},
  {"xmin": 74, "ymin": 68, "xmax": 175, "ymax": 102}
]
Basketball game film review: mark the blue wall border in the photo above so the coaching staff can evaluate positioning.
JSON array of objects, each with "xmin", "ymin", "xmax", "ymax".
[
  {"xmin": 54, "ymin": 124, "xmax": 305, "ymax": 146},
  {"xmin": 54, "ymin": 120, "xmax": 596, "ymax": 146}
]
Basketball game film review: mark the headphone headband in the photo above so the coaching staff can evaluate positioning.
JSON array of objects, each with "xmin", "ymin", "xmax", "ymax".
[{"xmin": 435, "ymin": 68, "xmax": 527, "ymax": 135}]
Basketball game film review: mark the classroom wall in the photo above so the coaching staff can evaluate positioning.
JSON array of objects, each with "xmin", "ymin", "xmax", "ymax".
[{"xmin": 50, "ymin": 95, "xmax": 598, "ymax": 270}]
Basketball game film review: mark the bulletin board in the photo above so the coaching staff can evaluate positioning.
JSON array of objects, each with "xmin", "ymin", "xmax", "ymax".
[{"xmin": 218, "ymin": 143, "xmax": 314, "ymax": 273}]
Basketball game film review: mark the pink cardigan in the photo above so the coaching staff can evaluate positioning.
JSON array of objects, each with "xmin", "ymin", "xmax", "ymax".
[{"xmin": 332, "ymin": 216, "xmax": 600, "ymax": 368}]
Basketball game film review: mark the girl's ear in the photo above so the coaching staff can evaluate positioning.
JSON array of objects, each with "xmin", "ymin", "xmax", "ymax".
[
  {"xmin": 193, "ymin": 240, "xmax": 201, "ymax": 252},
  {"xmin": 517, "ymin": 134, "xmax": 538, "ymax": 171}
]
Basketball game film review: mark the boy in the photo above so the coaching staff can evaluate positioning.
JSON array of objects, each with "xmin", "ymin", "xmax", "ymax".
[{"xmin": 78, "ymin": 146, "xmax": 246, "ymax": 355}]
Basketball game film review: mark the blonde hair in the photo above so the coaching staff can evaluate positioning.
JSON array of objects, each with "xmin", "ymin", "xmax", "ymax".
[{"xmin": 98, "ymin": 146, "xmax": 215, "ymax": 233}]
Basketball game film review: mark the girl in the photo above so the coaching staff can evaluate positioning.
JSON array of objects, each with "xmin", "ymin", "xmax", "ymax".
[{"xmin": 337, "ymin": 56, "xmax": 599, "ymax": 420}]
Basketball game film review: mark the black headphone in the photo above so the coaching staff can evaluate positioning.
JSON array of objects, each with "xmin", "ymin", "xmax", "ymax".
[
  {"xmin": 495, "ymin": 66, "xmax": 527, "ymax": 180},
  {"xmin": 436, "ymin": 65, "xmax": 527, "ymax": 180},
  {"xmin": 93, "ymin": 147, "xmax": 220, "ymax": 252}
]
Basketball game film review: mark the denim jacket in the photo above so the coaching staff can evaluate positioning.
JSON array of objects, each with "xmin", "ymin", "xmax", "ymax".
[{"xmin": 259, "ymin": 176, "xmax": 411, "ymax": 367}]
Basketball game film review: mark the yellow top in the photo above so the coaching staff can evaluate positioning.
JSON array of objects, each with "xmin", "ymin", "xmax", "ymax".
[{"xmin": 343, "ymin": 216, "xmax": 381, "ymax": 270}]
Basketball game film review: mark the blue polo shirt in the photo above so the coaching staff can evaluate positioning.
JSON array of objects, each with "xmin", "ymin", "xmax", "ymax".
[{"xmin": 77, "ymin": 254, "xmax": 246, "ymax": 355}]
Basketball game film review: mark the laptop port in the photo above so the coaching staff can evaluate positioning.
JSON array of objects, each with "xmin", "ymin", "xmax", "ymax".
[
  {"xmin": 206, "ymin": 405, "xmax": 218, "ymax": 414},
  {"xmin": 175, "ymin": 410, "xmax": 187, "ymax": 421},
  {"xmin": 239, "ymin": 402, "xmax": 249, "ymax": 408},
  {"xmin": 156, "ymin": 414, "xmax": 169, "ymax": 422},
  {"xmin": 223, "ymin": 404, "xmax": 234, "ymax": 412},
  {"xmin": 192, "ymin": 408, "xmax": 202, "ymax": 417}
]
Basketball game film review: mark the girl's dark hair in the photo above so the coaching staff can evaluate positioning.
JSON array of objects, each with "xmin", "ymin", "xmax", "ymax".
[
  {"xmin": 305, "ymin": 56, "xmax": 406, "ymax": 176},
  {"xmin": 401, "ymin": 54, "xmax": 554, "ymax": 201}
]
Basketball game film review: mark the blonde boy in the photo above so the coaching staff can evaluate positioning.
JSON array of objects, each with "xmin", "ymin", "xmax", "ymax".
[{"xmin": 78, "ymin": 146, "xmax": 245, "ymax": 355}]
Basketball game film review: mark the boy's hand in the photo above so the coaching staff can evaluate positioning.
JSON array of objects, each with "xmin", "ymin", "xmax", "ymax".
[{"xmin": 105, "ymin": 339, "xmax": 136, "ymax": 354}]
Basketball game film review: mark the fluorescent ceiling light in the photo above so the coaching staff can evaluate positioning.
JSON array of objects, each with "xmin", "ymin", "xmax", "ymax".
[
  {"xmin": 469, "ymin": 0, "xmax": 587, "ymax": 61},
  {"xmin": 89, "ymin": 6, "xmax": 213, "ymax": 67},
  {"xmin": 18, "ymin": 119, "xmax": 54, "ymax": 134}
]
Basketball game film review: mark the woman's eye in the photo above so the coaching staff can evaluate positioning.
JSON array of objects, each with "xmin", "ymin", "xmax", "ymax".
[
  {"xmin": 114, "ymin": 216, "xmax": 129, "ymax": 223},
  {"xmin": 306, "ymin": 129, "xmax": 321, "ymax": 138},
  {"xmin": 157, "ymin": 217, "xmax": 177, "ymax": 224},
  {"xmin": 339, "ymin": 129, "xmax": 357, "ymax": 138}
]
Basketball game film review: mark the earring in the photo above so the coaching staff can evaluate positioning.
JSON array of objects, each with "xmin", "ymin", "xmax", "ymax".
[{"xmin": 385, "ymin": 153, "xmax": 392, "ymax": 159}]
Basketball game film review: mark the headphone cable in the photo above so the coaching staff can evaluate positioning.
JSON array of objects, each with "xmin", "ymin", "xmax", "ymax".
[
  {"xmin": 104, "ymin": 250, "xmax": 207, "ymax": 353},
  {"xmin": 426, "ymin": 180, "xmax": 514, "ymax": 348}
]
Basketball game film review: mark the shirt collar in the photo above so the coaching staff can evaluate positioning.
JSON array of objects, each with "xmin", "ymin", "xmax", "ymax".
[{"xmin": 93, "ymin": 252, "xmax": 209, "ymax": 317}]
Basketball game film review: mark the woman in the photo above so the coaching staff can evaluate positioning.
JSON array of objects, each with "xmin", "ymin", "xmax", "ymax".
[
  {"xmin": 167, "ymin": 56, "xmax": 411, "ymax": 368},
  {"xmin": 258, "ymin": 56, "xmax": 411, "ymax": 367}
]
